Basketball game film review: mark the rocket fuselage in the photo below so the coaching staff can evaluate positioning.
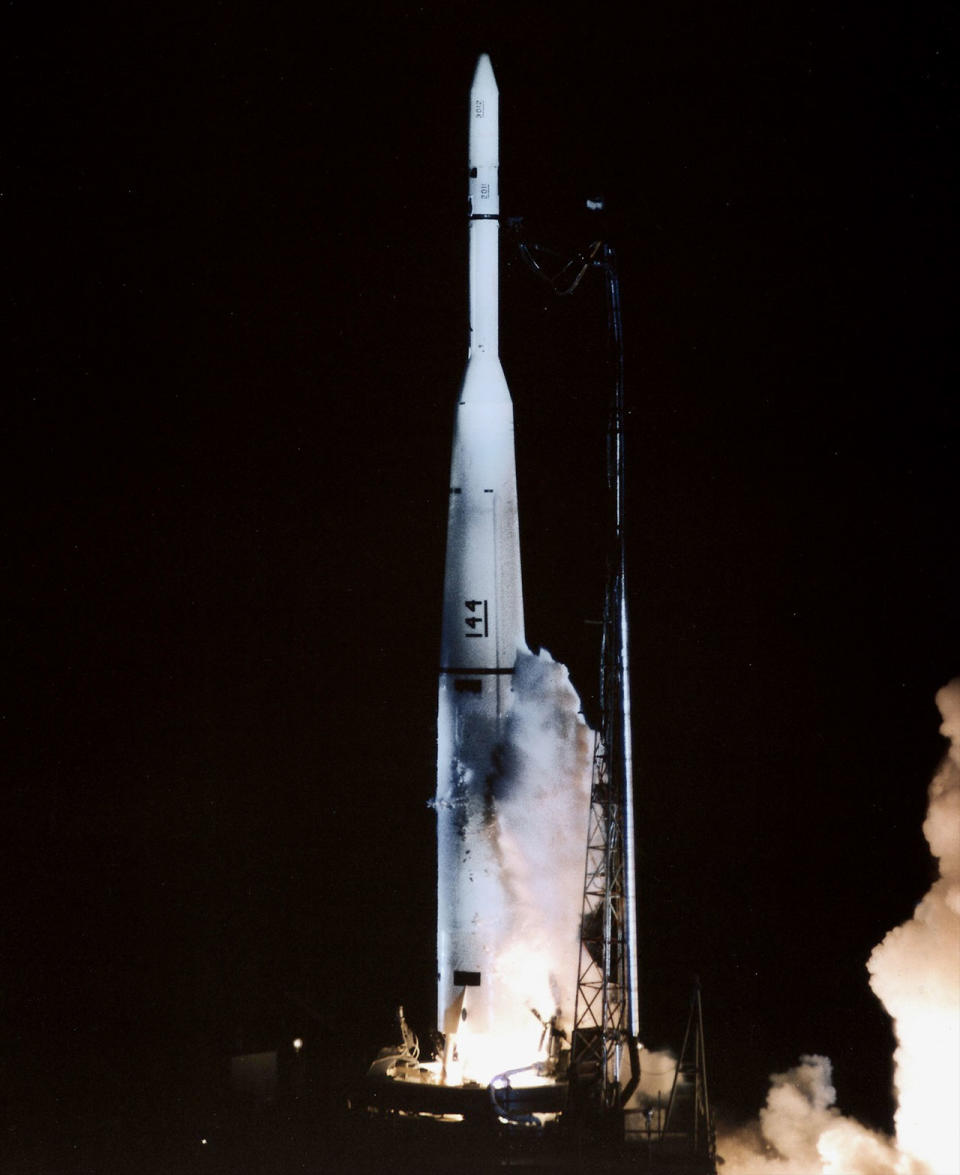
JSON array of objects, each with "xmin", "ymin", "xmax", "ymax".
[{"xmin": 435, "ymin": 55, "xmax": 525, "ymax": 1043}]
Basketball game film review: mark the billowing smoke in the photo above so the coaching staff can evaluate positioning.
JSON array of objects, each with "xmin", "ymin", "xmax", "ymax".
[
  {"xmin": 719, "ymin": 1055, "xmax": 928, "ymax": 1174},
  {"xmin": 719, "ymin": 680, "xmax": 960, "ymax": 1175},
  {"xmin": 867, "ymin": 679, "xmax": 960, "ymax": 1174},
  {"xmin": 496, "ymin": 649, "xmax": 594, "ymax": 1025},
  {"xmin": 458, "ymin": 647, "xmax": 593, "ymax": 1080}
]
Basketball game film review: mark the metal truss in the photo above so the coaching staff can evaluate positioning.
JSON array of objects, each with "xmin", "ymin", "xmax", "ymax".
[
  {"xmin": 570, "ymin": 244, "xmax": 639, "ymax": 1109},
  {"xmin": 571, "ymin": 712, "xmax": 631, "ymax": 1105},
  {"xmin": 662, "ymin": 982, "xmax": 716, "ymax": 1167}
]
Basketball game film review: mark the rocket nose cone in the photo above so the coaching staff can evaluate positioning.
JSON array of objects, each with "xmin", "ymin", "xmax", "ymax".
[{"xmin": 472, "ymin": 53, "xmax": 497, "ymax": 94}]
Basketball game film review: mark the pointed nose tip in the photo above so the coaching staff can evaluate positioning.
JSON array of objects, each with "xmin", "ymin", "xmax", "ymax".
[{"xmin": 472, "ymin": 53, "xmax": 497, "ymax": 93}]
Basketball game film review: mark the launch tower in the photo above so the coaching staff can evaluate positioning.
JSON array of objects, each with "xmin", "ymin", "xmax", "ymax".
[{"xmin": 570, "ymin": 244, "xmax": 641, "ymax": 1107}]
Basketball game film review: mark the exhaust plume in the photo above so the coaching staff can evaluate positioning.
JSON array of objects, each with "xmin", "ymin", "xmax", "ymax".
[{"xmin": 444, "ymin": 647, "xmax": 594, "ymax": 1082}]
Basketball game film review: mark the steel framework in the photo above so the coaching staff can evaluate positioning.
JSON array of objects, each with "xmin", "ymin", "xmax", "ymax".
[
  {"xmin": 661, "ymin": 983, "xmax": 716, "ymax": 1166},
  {"xmin": 570, "ymin": 244, "xmax": 640, "ymax": 1106},
  {"xmin": 509, "ymin": 230, "xmax": 640, "ymax": 1107},
  {"xmin": 570, "ymin": 698, "xmax": 632, "ymax": 1101}
]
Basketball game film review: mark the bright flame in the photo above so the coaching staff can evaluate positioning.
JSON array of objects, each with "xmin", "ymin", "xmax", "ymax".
[
  {"xmin": 719, "ymin": 679, "xmax": 960, "ymax": 1175},
  {"xmin": 457, "ymin": 1017, "xmax": 549, "ymax": 1088}
]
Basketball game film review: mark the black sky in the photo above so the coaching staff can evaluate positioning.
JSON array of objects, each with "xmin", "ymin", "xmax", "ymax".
[{"xmin": 6, "ymin": 0, "xmax": 958, "ymax": 1161}]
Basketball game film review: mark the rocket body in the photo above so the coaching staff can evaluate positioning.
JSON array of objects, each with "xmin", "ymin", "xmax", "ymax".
[{"xmin": 436, "ymin": 55, "xmax": 526, "ymax": 1046}]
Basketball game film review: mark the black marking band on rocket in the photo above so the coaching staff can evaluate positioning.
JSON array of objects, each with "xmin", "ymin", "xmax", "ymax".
[
  {"xmin": 439, "ymin": 667, "xmax": 514, "ymax": 675},
  {"xmin": 469, "ymin": 214, "xmax": 499, "ymax": 220}
]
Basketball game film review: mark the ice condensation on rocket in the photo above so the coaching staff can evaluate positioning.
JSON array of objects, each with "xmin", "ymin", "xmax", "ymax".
[{"xmin": 435, "ymin": 54, "xmax": 592, "ymax": 1085}]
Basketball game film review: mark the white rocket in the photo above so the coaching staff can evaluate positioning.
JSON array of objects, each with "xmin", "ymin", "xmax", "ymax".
[{"xmin": 435, "ymin": 54, "xmax": 526, "ymax": 1059}]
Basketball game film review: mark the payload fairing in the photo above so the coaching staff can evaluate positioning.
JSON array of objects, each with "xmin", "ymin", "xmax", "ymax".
[{"xmin": 435, "ymin": 55, "xmax": 527, "ymax": 1060}]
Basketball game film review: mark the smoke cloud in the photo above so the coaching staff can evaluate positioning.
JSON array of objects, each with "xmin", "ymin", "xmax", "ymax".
[
  {"xmin": 453, "ymin": 646, "xmax": 593, "ymax": 1081},
  {"xmin": 866, "ymin": 678, "xmax": 960, "ymax": 1174},
  {"xmin": 719, "ymin": 680, "xmax": 960, "ymax": 1175},
  {"xmin": 719, "ymin": 1055, "xmax": 927, "ymax": 1175},
  {"xmin": 494, "ymin": 648, "xmax": 594, "ymax": 1034}
]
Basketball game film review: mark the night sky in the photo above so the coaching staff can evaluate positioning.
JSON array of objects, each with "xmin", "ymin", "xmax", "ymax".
[{"xmin": 7, "ymin": 2, "xmax": 958, "ymax": 1164}]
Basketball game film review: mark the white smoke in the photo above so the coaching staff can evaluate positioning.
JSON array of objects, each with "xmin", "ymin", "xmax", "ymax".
[
  {"xmin": 866, "ymin": 679, "xmax": 960, "ymax": 1174},
  {"xmin": 622, "ymin": 1047, "xmax": 680, "ymax": 1141},
  {"xmin": 633, "ymin": 1047, "xmax": 680, "ymax": 1103},
  {"xmin": 719, "ymin": 1055, "xmax": 926, "ymax": 1175},
  {"xmin": 719, "ymin": 680, "xmax": 960, "ymax": 1175},
  {"xmin": 458, "ymin": 647, "xmax": 593, "ymax": 1079},
  {"xmin": 495, "ymin": 649, "xmax": 594, "ymax": 1030}
]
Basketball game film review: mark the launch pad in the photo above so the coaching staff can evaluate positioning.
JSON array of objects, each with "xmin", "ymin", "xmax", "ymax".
[
  {"xmin": 360, "ymin": 1069, "xmax": 568, "ymax": 1122},
  {"xmin": 359, "ymin": 1004, "xmax": 569, "ymax": 1124},
  {"xmin": 353, "ymin": 987, "xmax": 715, "ymax": 1175}
]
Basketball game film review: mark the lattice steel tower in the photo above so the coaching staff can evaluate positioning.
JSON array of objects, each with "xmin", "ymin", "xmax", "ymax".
[{"xmin": 570, "ymin": 244, "xmax": 641, "ymax": 1108}]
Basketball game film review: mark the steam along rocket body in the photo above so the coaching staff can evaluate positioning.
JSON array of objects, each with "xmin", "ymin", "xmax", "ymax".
[{"xmin": 435, "ymin": 54, "xmax": 526, "ymax": 1056}]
